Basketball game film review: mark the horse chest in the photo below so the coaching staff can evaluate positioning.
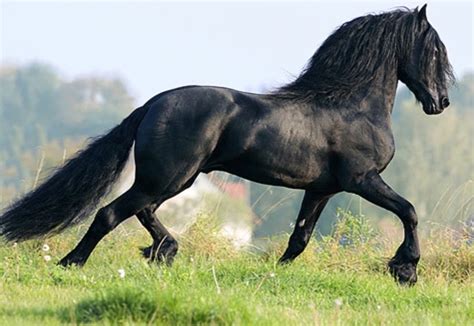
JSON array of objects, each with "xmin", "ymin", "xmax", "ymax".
[
  {"xmin": 375, "ymin": 134, "xmax": 396, "ymax": 172},
  {"xmin": 334, "ymin": 121, "xmax": 395, "ymax": 172}
]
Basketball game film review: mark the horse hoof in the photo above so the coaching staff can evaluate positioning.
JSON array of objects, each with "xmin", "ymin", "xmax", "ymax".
[
  {"xmin": 388, "ymin": 259, "xmax": 418, "ymax": 286},
  {"xmin": 277, "ymin": 255, "xmax": 294, "ymax": 265},
  {"xmin": 57, "ymin": 256, "xmax": 85, "ymax": 268},
  {"xmin": 139, "ymin": 241, "xmax": 178, "ymax": 265},
  {"xmin": 140, "ymin": 245, "xmax": 153, "ymax": 259}
]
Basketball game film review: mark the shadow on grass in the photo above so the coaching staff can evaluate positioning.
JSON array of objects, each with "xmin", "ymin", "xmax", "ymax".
[
  {"xmin": 1, "ymin": 291, "xmax": 213, "ymax": 324},
  {"xmin": 0, "ymin": 307, "xmax": 57, "ymax": 320},
  {"xmin": 59, "ymin": 286, "xmax": 251, "ymax": 324},
  {"xmin": 65, "ymin": 290, "xmax": 157, "ymax": 323}
]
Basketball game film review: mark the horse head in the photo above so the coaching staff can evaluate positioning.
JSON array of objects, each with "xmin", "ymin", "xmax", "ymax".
[{"xmin": 398, "ymin": 4, "xmax": 455, "ymax": 115}]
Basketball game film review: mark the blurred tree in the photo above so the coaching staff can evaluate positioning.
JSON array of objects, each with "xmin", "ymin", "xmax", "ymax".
[
  {"xmin": 251, "ymin": 184, "xmax": 304, "ymax": 237},
  {"xmin": 0, "ymin": 63, "xmax": 134, "ymax": 200}
]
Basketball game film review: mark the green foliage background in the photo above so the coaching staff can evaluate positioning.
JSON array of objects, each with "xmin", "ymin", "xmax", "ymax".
[{"xmin": 0, "ymin": 63, "xmax": 134, "ymax": 196}]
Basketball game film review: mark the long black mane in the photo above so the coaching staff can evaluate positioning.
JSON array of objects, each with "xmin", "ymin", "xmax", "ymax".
[{"xmin": 275, "ymin": 7, "xmax": 454, "ymax": 105}]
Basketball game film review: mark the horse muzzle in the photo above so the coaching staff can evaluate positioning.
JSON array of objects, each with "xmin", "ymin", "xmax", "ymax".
[
  {"xmin": 440, "ymin": 96, "xmax": 450, "ymax": 109},
  {"xmin": 423, "ymin": 95, "xmax": 449, "ymax": 115}
]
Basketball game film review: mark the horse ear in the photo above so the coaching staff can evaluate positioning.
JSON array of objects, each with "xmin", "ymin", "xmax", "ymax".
[{"xmin": 418, "ymin": 4, "xmax": 428, "ymax": 22}]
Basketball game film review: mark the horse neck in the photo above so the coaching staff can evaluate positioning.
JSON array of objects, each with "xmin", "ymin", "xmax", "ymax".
[{"xmin": 354, "ymin": 65, "xmax": 399, "ymax": 119}]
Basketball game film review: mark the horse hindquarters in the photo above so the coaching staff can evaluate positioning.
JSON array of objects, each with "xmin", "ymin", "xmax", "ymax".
[
  {"xmin": 59, "ymin": 88, "xmax": 230, "ymax": 266},
  {"xmin": 129, "ymin": 90, "xmax": 236, "ymax": 264},
  {"xmin": 133, "ymin": 87, "xmax": 234, "ymax": 197}
]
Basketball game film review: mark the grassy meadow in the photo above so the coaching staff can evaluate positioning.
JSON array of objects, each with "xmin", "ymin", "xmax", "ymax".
[{"xmin": 0, "ymin": 212, "xmax": 472, "ymax": 325}]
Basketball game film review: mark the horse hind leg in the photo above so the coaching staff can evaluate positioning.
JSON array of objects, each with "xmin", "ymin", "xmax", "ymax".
[
  {"xmin": 58, "ymin": 112, "xmax": 212, "ymax": 268},
  {"xmin": 135, "ymin": 173, "xmax": 199, "ymax": 265},
  {"xmin": 136, "ymin": 206, "xmax": 178, "ymax": 265},
  {"xmin": 58, "ymin": 183, "xmax": 154, "ymax": 267},
  {"xmin": 58, "ymin": 165, "xmax": 200, "ymax": 268}
]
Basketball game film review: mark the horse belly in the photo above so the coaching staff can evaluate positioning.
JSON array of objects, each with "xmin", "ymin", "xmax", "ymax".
[{"xmin": 216, "ymin": 145, "xmax": 334, "ymax": 190}]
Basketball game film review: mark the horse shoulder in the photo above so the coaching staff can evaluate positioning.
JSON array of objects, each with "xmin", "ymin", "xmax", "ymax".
[{"xmin": 331, "ymin": 113, "xmax": 395, "ymax": 181}]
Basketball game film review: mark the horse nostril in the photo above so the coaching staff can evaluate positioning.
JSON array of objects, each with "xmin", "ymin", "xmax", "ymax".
[{"xmin": 441, "ymin": 97, "xmax": 450, "ymax": 108}]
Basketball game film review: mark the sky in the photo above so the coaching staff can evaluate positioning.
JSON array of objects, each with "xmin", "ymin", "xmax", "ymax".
[{"xmin": 1, "ymin": 1, "xmax": 473, "ymax": 106}]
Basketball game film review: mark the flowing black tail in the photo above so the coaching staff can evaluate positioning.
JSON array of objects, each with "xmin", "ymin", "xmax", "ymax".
[{"xmin": 0, "ymin": 106, "xmax": 149, "ymax": 242}]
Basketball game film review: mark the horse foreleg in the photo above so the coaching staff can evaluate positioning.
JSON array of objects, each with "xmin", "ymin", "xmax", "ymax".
[
  {"xmin": 136, "ymin": 207, "xmax": 178, "ymax": 265},
  {"xmin": 279, "ymin": 192, "xmax": 331, "ymax": 264},
  {"xmin": 346, "ymin": 170, "xmax": 420, "ymax": 285}
]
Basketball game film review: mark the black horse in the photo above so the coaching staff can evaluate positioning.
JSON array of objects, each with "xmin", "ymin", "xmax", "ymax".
[{"xmin": 0, "ymin": 5, "xmax": 453, "ymax": 285}]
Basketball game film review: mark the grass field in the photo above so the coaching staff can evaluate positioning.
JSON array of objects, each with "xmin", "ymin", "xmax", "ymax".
[{"xmin": 0, "ymin": 213, "xmax": 473, "ymax": 325}]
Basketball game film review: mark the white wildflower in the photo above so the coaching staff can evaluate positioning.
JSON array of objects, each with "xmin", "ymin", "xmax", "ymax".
[
  {"xmin": 43, "ymin": 255, "xmax": 51, "ymax": 262},
  {"xmin": 118, "ymin": 268, "xmax": 126, "ymax": 279},
  {"xmin": 12, "ymin": 242, "xmax": 18, "ymax": 248},
  {"xmin": 334, "ymin": 298, "xmax": 343, "ymax": 308},
  {"xmin": 376, "ymin": 305, "xmax": 381, "ymax": 310},
  {"xmin": 269, "ymin": 272, "xmax": 276, "ymax": 278},
  {"xmin": 42, "ymin": 244, "xmax": 50, "ymax": 252}
]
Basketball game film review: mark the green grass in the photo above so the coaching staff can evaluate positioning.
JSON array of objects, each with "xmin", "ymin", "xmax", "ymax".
[{"xmin": 0, "ymin": 215, "xmax": 473, "ymax": 325}]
